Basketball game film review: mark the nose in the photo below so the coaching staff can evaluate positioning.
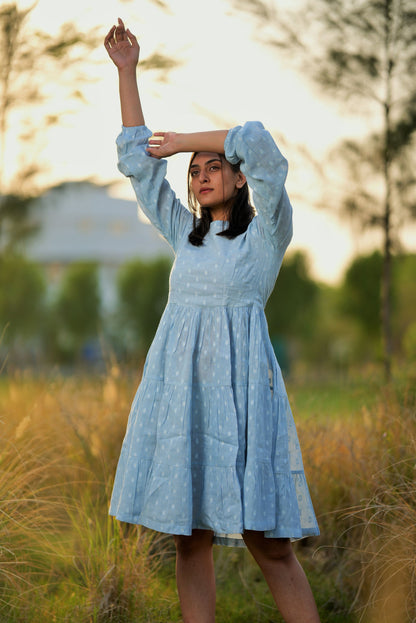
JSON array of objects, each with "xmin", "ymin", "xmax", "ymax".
[{"xmin": 199, "ymin": 168, "xmax": 209, "ymax": 182}]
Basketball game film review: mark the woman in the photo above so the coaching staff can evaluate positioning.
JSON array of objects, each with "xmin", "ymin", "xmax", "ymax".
[{"xmin": 105, "ymin": 19, "xmax": 321, "ymax": 623}]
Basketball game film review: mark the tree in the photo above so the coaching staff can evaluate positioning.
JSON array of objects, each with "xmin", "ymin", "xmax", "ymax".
[
  {"xmin": 117, "ymin": 257, "xmax": 172, "ymax": 355},
  {"xmin": 0, "ymin": 254, "xmax": 45, "ymax": 344},
  {"xmin": 391, "ymin": 253, "xmax": 416, "ymax": 358},
  {"xmin": 338, "ymin": 251, "xmax": 385, "ymax": 363},
  {"xmin": 231, "ymin": 0, "xmax": 416, "ymax": 379},
  {"xmin": 0, "ymin": 2, "xmax": 178, "ymax": 252},
  {"xmin": 265, "ymin": 251, "xmax": 319, "ymax": 370},
  {"xmin": 53, "ymin": 261, "xmax": 101, "ymax": 360},
  {"xmin": 0, "ymin": 3, "xmax": 101, "ymax": 189},
  {"xmin": 266, "ymin": 251, "xmax": 319, "ymax": 338},
  {"xmin": 0, "ymin": 3, "xmax": 99, "ymax": 251}
]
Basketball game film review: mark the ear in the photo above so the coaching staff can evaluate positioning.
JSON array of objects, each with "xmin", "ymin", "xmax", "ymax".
[{"xmin": 235, "ymin": 172, "xmax": 246, "ymax": 189}]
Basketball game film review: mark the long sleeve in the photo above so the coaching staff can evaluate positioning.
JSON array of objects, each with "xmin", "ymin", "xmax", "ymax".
[
  {"xmin": 116, "ymin": 125, "xmax": 192, "ymax": 252},
  {"xmin": 224, "ymin": 121, "xmax": 293, "ymax": 251}
]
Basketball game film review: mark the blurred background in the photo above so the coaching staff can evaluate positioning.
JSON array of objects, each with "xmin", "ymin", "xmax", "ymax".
[
  {"xmin": 1, "ymin": 0, "xmax": 415, "ymax": 378},
  {"xmin": 1, "ymin": 3, "xmax": 416, "ymax": 622}
]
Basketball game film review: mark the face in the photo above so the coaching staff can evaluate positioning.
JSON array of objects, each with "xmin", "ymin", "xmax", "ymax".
[{"xmin": 189, "ymin": 152, "xmax": 246, "ymax": 219}]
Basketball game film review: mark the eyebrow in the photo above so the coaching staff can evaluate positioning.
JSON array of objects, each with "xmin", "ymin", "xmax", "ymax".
[{"xmin": 190, "ymin": 158, "xmax": 222, "ymax": 169}]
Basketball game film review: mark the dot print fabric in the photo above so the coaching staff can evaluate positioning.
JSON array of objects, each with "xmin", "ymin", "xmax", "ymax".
[{"xmin": 109, "ymin": 121, "xmax": 319, "ymax": 546}]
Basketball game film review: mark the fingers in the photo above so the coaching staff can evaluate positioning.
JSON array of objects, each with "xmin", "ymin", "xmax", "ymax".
[
  {"xmin": 104, "ymin": 19, "xmax": 138, "ymax": 49},
  {"xmin": 147, "ymin": 134, "xmax": 165, "ymax": 158},
  {"xmin": 148, "ymin": 141, "xmax": 165, "ymax": 150},
  {"xmin": 146, "ymin": 148, "xmax": 162, "ymax": 160},
  {"xmin": 126, "ymin": 28, "xmax": 138, "ymax": 47},
  {"xmin": 149, "ymin": 132, "xmax": 166, "ymax": 145},
  {"xmin": 115, "ymin": 18, "xmax": 127, "ymax": 43},
  {"xmin": 104, "ymin": 25, "xmax": 116, "ymax": 48}
]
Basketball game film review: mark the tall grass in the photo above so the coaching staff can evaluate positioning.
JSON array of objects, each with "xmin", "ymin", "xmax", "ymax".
[
  {"xmin": 1, "ymin": 367, "xmax": 415, "ymax": 621},
  {"xmin": 0, "ymin": 367, "xmax": 176, "ymax": 622},
  {"xmin": 293, "ymin": 377, "xmax": 416, "ymax": 622},
  {"xmin": 345, "ymin": 387, "xmax": 416, "ymax": 622}
]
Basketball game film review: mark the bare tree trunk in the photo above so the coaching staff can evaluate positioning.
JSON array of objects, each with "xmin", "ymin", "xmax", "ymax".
[
  {"xmin": 0, "ymin": 3, "xmax": 21, "ymax": 194},
  {"xmin": 382, "ymin": 150, "xmax": 393, "ymax": 381},
  {"xmin": 381, "ymin": 0, "xmax": 394, "ymax": 381}
]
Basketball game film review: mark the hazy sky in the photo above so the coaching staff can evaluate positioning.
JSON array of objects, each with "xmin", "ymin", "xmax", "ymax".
[{"xmin": 8, "ymin": 0, "xmax": 415, "ymax": 282}]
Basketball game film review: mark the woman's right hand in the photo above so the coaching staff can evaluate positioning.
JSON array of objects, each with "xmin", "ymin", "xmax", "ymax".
[
  {"xmin": 104, "ymin": 18, "xmax": 139, "ymax": 70},
  {"xmin": 147, "ymin": 132, "xmax": 180, "ymax": 158}
]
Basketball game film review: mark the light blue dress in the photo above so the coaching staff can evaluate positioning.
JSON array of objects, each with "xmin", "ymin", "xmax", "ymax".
[{"xmin": 109, "ymin": 121, "xmax": 319, "ymax": 546}]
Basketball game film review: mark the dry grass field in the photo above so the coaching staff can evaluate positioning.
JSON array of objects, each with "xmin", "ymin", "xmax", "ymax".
[{"xmin": 1, "ymin": 365, "xmax": 415, "ymax": 622}]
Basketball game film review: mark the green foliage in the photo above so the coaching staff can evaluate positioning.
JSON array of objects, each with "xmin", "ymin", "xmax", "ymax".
[
  {"xmin": 392, "ymin": 253, "xmax": 416, "ymax": 352},
  {"xmin": 0, "ymin": 3, "xmax": 180, "ymax": 254},
  {"xmin": 1, "ymin": 248, "xmax": 413, "ymax": 370},
  {"xmin": 52, "ymin": 261, "xmax": 101, "ymax": 359},
  {"xmin": 0, "ymin": 254, "xmax": 45, "ymax": 343},
  {"xmin": 265, "ymin": 251, "xmax": 319, "ymax": 370},
  {"xmin": 232, "ymin": 0, "xmax": 416, "ymax": 378},
  {"xmin": 340, "ymin": 250, "xmax": 383, "ymax": 338},
  {"xmin": 0, "ymin": 194, "xmax": 39, "ymax": 253},
  {"xmin": 403, "ymin": 322, "xmax": 416, "ymax": 362},
  {"xmin": 266, "ymin": 251, "xmax": 319, "ymax": 338},
  {"xmin": 0, "ymin": 3, "xmax": 99, "ymax": 252},
  {"xmin": 117, "ymin": 257, "xmax": 172, "ymax": 355}
]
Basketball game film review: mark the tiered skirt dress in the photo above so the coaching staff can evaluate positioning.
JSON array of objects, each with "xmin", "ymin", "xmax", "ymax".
[{"xmin": 109, "ymin": 121, "xmax": 319, "ymax": 545}]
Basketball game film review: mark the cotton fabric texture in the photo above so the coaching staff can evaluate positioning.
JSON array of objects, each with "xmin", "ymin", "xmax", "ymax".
[{"xmin": 109, "ymin": 121, "xmax": 319, "ymax": 546}]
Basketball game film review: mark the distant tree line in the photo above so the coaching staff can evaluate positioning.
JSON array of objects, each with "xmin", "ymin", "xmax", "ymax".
[{"xmin": 1, "ymin": 250, "xmax": 415, "ymax": 374}]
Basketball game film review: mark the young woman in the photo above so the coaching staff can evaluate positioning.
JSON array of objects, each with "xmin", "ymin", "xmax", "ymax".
[{"xmin": 105, "ymin": 19, "xmax": 321, "ymax": 623}]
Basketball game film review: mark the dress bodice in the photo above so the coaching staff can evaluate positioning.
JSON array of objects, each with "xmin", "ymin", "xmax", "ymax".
[{"xmin": 169, "ymin": 219, "xmax": 282, "ymax": 309}]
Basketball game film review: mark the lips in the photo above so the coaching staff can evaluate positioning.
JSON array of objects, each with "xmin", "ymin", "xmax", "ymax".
[{"xmin": 199, "ymin": 188, "xmax": 213, "ymax": 195}]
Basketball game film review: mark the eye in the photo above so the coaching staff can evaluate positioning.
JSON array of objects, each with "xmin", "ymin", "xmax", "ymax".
[
  {"xmin": 190, "ymin": 169, "xmax": 199, "ymax": 177},
  {"xmin": 209, "ymin": 165, "xmax": 220, "ymax": 172}
]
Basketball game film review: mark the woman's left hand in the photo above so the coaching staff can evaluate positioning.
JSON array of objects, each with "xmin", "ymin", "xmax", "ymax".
[
  {"xmin": 104, "ymin": 18, "xmax": 139, "ymax": 70},
  {"xmin": 147, "ymin": 132, "xmax": 179, "ymax": 158}
]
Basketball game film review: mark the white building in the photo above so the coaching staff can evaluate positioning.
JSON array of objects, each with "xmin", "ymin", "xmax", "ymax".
[{"xmin": 25, "ymin": 181, "xmax": 174, "ymax": 310}]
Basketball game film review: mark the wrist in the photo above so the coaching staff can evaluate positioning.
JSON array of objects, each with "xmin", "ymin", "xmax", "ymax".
[
  {"xmin": 173, "ymin": 133, "xmax": 189, "ymax": 154},
  {"xmin": 117, "ymin": 64, "xmax": 138, "ymax": 78}
]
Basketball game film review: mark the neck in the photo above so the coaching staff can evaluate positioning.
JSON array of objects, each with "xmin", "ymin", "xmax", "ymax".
[{"xmin": 209, "ymin": 205, "xmax": 229, "ymax": 221}]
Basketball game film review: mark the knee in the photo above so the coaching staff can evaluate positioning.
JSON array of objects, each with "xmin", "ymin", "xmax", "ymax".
[
  {"xmin": 174, "ymin": 530, "xmax": 213, "ymax": 558},
  {"xmin": 244, "ymin": 533, "xmax": 294, "ymax": 565},
  {"xmin": 262, "ymin": 538, "xmax": 294, "ymax": 563}
]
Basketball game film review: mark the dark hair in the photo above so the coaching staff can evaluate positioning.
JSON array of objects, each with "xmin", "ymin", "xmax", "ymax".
[{"xmin": 187, "ymin": 153, "xmax": 255, "ymax": 246}]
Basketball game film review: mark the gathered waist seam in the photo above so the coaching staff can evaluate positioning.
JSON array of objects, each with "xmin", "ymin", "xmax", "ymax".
[{"xmin": 167, "ymin": 299, "xmax": 264, "ymax": 310}]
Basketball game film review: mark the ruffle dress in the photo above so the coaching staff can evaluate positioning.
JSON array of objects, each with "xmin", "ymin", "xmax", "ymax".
[{"xmin": 109, "ymin": 121, "xmax": 319, "ymax": 545}]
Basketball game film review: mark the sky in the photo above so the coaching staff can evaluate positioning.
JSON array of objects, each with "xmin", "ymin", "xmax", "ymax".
[{"xmin": 7, "ymin": 0, "xmax": 416, "ymax": 283}]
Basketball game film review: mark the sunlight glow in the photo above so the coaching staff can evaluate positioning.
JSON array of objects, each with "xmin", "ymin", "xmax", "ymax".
[{"xmin": 8, "ymin": 0, "xmax": 413, "ymax": 283}]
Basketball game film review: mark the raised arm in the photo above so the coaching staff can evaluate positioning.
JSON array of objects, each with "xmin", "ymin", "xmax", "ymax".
[
  {"xmin": 104, "ymin": 18, "xmax": 144, "ymax": 127},
  {"xmin": 104, "ymin": 19, "xmax": 192, "ymax": 252}
]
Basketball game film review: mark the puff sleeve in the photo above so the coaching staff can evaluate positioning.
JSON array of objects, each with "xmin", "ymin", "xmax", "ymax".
[
  {"xmin": 116, "ymin": 125, "xmax": 192, "ymax": 253},
  {"xmin": 224, "ymin": 121, "xmax": 293, "ymax": 251}
]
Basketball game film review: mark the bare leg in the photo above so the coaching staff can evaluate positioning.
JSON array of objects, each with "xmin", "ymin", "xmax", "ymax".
[
  {"xmin": 243, "ymin": 531, "xmax": 320, "ymax": 623},
  {"xmin": 174, "ymin": 529, "xmax": 215, "ymax": 623}
]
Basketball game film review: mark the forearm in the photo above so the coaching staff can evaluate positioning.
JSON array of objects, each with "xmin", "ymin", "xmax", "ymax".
[
  {"xmin": 118, "ymin": 66, "xmax": 145, "ymax": 127},
  {"xmin": 174, "ymin": 130, "xmax": 228, "ymax": 154},
  {"xmin": 147, "ymin": 129, "xmax": 229, "ymax": 159}
]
